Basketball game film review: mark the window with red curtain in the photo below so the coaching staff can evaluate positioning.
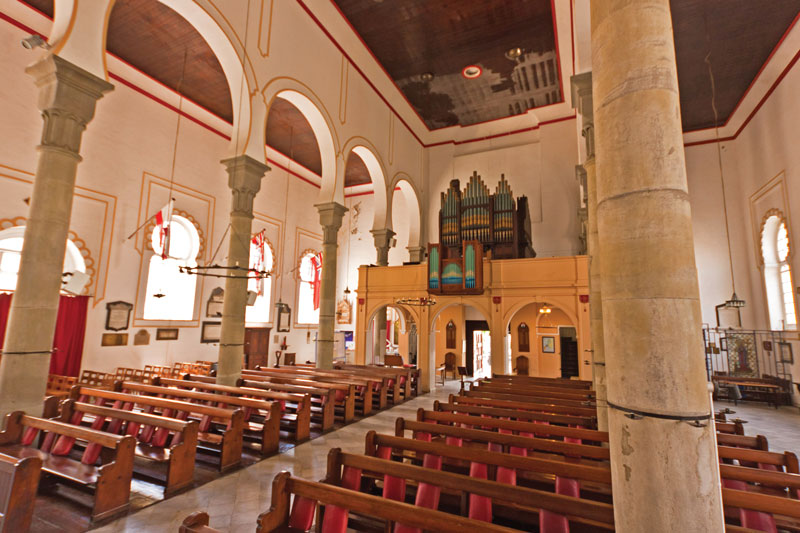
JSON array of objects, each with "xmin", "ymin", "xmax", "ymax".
[{"xmin": 0, "ymin": 293, "xmax": 89, "ymax": 377}]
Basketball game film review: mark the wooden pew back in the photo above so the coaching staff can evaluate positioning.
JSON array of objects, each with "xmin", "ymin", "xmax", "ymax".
[{"xmin": 0, "ymin": 452, "xmax": 41, "ymax": 533}]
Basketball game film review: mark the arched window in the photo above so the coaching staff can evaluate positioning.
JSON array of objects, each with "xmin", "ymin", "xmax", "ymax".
[
  {"xmin": 518, "ymin": 322, "xmax": 530, "ymax": 352},
  {"xmin": 296, "ymin": 250, "xmax": 321, "ymax": 325},
  {"xmin": 245, "ymin": 236, "xmax": 274, "ymax": 324},
  {"xmin": 762, "ymin": 214, "xmax": 797, "ymax": 330},
  {"xmin": 446, "ymin": 320, "xmax": 456, "ymax": 349},
  {"xmin": 0, "ymin": 226, "xmax": 86, "ymax": 292},
  {"xmin": 143, "ymin": 215, "xmax": 200, "ymax": 320}
]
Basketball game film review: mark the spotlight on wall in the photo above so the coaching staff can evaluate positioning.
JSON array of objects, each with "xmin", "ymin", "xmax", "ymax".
[
  {"xmin": 21, "ymin": 34, "xmax": 50, "ymax": 50},
  {"xmin": 420, "ymin": 72, "xmax": 434, "ymax": 83}
]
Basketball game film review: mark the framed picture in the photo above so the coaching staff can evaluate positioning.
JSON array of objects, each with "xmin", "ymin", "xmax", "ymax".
[
  {"xmin": 105, "ymin": 301, "xmax": 132, "ymax": 331},
  {"xmin": 763, "ymin": 340, "xmax": 773, "ymax": 352},
  {"xmin": 276, "ymin": 302, "xmax": 291, "ymax": 333},
  {"xmin": 542, "ymin": 336, "xmax": 555, "ymax": 353},
  {"xmin": 201, "ymin": 321, "xmax": 221, "ymax": 343},
  {"xmin": 101, "ymin": 333, "xmax": 128, "ymax": 346},
  {"xmin": 779, "ymin": 342, "xmax": 794, "ymax": 364},
  {"xmin": 156, "ymin": 328, "xmax": 179, "ymax": 341}
]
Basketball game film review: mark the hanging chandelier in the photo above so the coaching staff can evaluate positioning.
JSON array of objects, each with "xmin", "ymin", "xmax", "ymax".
[{"xmin": 179, "ymin": 264, "xmax": 270, "ymax": 280}]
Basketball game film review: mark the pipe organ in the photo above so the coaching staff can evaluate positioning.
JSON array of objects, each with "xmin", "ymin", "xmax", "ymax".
[{"xmin": 429, "ymin": 172, "xmax": 534, "ymax": 294}]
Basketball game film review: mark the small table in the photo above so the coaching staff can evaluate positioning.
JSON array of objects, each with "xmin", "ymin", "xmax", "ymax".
[{"xmin": 436, "ymin": 365, "xmax": 446, "ymax": 386}]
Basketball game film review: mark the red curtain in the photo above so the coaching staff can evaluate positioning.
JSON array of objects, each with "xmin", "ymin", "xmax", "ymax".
[{"xmin": 0, "ymin": 293, "xmax": 89, "ymax": 377}]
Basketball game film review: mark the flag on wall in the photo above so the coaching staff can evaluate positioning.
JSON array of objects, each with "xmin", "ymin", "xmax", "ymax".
[
  {"xmin": 251, "ymin": 230, "xmax": 266, "ymax": 296},
  {"xmin": 311, "ymin": 252, "xmax": 322, "ymax": 310},
  {"xmin": 154, "ymin": 199, "xmax": 174, "ymax": 259}
]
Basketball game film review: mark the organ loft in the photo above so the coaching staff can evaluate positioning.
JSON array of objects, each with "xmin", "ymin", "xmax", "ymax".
[{"xmin": 0, "ymin": 1, "xmax": 797, "ymax": 532}]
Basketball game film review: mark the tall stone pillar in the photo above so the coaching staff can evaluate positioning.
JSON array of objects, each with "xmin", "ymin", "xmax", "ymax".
[
  {"xmin": 217, "ymin": 156, "xmax": 268, "ymax": 386},
  {"xmin": 316, "ymin": 202, "xmax": 347, "ymax": 369},
  {"xmin": 571, "ymin": 72, "xmax": 608, "ymax": 431},
  {"xmin": 592, "ymin": 1, "xmax": 724, "ymax": 531},
  {"xmin": 0, "ymin": 55, "xmax": 112, "ymax": 420},
  {"xmin": 371, "ymin": 228, "xmax": 394, "ymax": 363}
]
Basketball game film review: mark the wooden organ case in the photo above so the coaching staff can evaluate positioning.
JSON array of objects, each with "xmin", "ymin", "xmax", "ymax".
[{"xmin": 428, "ymin": 172, "xmax": 534, "ymax": 294}]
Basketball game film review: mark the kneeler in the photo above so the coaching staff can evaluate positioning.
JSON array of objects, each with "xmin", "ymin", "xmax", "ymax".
[
  {"xmin": 538, "ymin": 422, "xmax": 583, "ymax": 533},
  {"xmin": 721, "ymin": 456, "xmax": 779, "ymax": 533}
]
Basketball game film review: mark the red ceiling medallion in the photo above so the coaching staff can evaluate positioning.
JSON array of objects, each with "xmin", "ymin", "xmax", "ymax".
[
  {"xmin": 461, "ymin": 65, "xmax": 482, "ymax": 79},
  {"xmin": 492, "ymin": 296, "xmax": 502, "ymax": 304},
  {"xmin": 358, "ymin": 298, "xmax": 365, "ymax": 306},
  {"xmin": 579, "ymin": 294, "xmax": 590, "ymax": 303}
]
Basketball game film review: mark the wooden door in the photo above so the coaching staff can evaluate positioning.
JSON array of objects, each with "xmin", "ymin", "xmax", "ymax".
[
  {"xmin": 560, "ymin": 338, "xmax": 579, "ymax": 378},
  {"xmin": 245, "ymin": 327, "xmax": 270, "ymax": 369}
]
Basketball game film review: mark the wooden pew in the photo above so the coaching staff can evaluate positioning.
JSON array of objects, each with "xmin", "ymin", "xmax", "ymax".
[
  {"xmin": 256, "ymin": 471, "xmax": 526, "ymax": 533},
  {"xmin": 716, "ymin": 420, "xmax": 746, "ymax": 435},
  {"xmin": 324, "ymin": 448, "xmax": 615, "ymax": 531},
  {"xmin": 119, "ymin": 381, "xmax": 280, "ymax": 457},
  {"xmin": 433, "ymin": 400, "xmax": 597, "ymax": 428},
  {"xmin": 243, "ymin": 369, "xmax": 356, "ymax": 422},
  {"xmin": 58, "ymin": 399, "xmax": 197, "ymax": 496},
  {"xmin": 417, "ymin": 409, "xmax": 610, "ymax": 445},
  {"xmin": 0, "ymin": 411, "xmax": 134, "ymax": 522},
  {"xmin": 71, "ymin": 387, "xmax": 243, "ymax": 472},
  {"xmin": 717, "ymin": 433, "xmax": 769, "ymax": 451},
  {"xmin": 78, "ymin": 370, "xmax": 115, "ymax": 389},
  {"xmin": 488, "ymin": 375, "xmax": 594, "ymax": 389},
  {"xmin": 469, "ymin": 381, "xmax": 596, "ymax": 401},
  {"xmin": 0, "ymin": 451, "xmax": 42, "ymax": 533},
  {"xmin": 179, "ymin": 512, "xmax": 217, "ymax": 533},
  {"xmin": 462, "ymin": 387, "xmax": 596, "ymax": 409},
  {"xmin": 718, "ymin": 446, "xmax": 799, "ymax": 474},
  {"xmin": 114, "ymin": 367, "xmax": 145, "ymax": 383},
  {"xmin": 238, "ymin": 378, "xmax": 335, "ymax": 432},
  {"xmin": 46, "ymin": 374, "xmax": 76, "ymax": 398},
  {"xmin": 335, "ymin": 364, "xmax": 413, "ymax": 402},
  {"xmin": 168, "ymin": 375, "xmax": 311, "ymax": 443},
  {"xmin": 450, "ymin": 392, "xmax": 598, "ymax": 417},
  {"xmin": 396, "ymin": 417, "xmax": 611, "ymax": 463},
  {"xmin": 253, "ymin": 366, "xmax": 380, "ymax": 416}
]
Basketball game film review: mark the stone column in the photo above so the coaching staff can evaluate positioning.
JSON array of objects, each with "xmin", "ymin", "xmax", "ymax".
[
  {"xmin": 371, "ymin": 228, "xmax": 394, "ymax": 362},
  {"xmin": 0, "ymin": 55, "xmax": 112, "ymax": 420},
  {"xmin": 592, "ymin": 1, "xmax": 724, "ymax": 531},
  {"xmin": 217, "ymin": 156, "xmax": 268, "ymax": 386},
  {"xmin": 316, "ymin": 202, "xmax": 347, "ymax": 369},
  {"xmin": 406, "ymin": 245, "xmax": 425, "ymax": 264},
  {"xmin": 571, "ymin": 72, "xmax": 608, "ymax": 431}
]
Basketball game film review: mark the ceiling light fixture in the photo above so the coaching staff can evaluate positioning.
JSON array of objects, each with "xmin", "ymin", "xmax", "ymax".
[
  {"xmin": 461, "ymin": 65, "xmax": 482, "ymax": 79},
  {"xmin": 420, "ymin": 72, "xmax": 434, "ymax": 82},
  {"xmin": 505, "ymin": 47, "xmax": 523, "ymax": 61}
]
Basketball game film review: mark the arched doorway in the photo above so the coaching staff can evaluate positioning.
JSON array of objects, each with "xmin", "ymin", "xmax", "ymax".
[
  {"xmin": 504, "ymin": 301, "xmax": 579, "ymax": 378},
  {"xmin": 429, "ymin": 303, "xmax": 492, "ymax": 379}
]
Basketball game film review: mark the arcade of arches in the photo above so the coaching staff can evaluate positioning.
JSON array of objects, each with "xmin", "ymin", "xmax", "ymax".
[{"xmin": 0, "ymin": 1, "xmax": 798, "ymax": 532}]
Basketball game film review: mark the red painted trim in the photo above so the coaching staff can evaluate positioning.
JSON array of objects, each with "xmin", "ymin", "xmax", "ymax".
[
  {"xmin": 570, "ymin": 0, "xmax": 576, "ymax": 71},
  {"xmin": 268, "ymin": 159, "xmax": 321, "ymax": 189},
  {"xmin": 684, "ymin": 46, "xmax": 800, "ymax": 147},
  {"xmin": 344, "ymin": 190, "xmax": 375, "ymax": 198},
  {"xmin": 426, "ymin": 114, "xmax": 577, "ymax": 148},
  {"xmin": 0, "ymin": 8, "xmax": 38, "ymax": 36}
]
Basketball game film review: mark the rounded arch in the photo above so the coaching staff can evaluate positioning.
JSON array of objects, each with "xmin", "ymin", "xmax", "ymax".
[
  {"xmin": 50, "ymin": 0, "xmax": 261, "ymax": 161},
  {"xmin": 760, "ymin": 209, "xmax": 791, "ymax": 266},
  {"xmin": 342, "ymin": 137, "xmax": 389, "ymax": 230},
  {"xmin": 388, "ymin": 173, "xmax": 423, "ymax": 253},
  {"xmin": 429, "ymin": 300, "xmax": 491, "ymax": 332},
  {"xmin": 502, "ymin": 297, "xmax": 579, "ymax": 332},
  {"xmin": 262, "ymin": 78, "xmax": 341, "ymax": 203}
]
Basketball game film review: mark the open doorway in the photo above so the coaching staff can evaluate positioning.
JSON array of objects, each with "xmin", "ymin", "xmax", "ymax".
[{"xmin": 466, "ymin": 320, "xmax": 490, "ymax": 378}]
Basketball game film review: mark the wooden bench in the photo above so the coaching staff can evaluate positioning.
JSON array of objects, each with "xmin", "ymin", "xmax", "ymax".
[
  {"xmin": 716, "ymin": 433, "xmax": 769, "ymax": 451},
  {"xmin": 168, "ymin": 375, "xmax": 311, "ymax": 443},
  {"xmin": 120, "ymin": 381, "xmax": 280, "ymax": 457},
  {"xmin": 487, "ymin": 375, "xmax": 594, "ymax": 389},
  {"xmin": 461, "ymin": 387, "xmax": 596, "ymax": 408},
  {"xmin": 46, "ymin": 374, "xmax": 77, "ymax": 398},
  {"xmin": 470, "ymin": 381, "xmax": 596, "ymax": 401},
  {"xmin": 713, "ymin": 375, "xmax": 791, "ymax": 408},
  {"xmin": 71, "ymin": 386, "xmax": 243, "ymax": 472},
  {"xmin": 718, "ymin": 446, "xmax": 799, "ymax": 474},
  {"xmin": 433, "ymin": 400, "xmax": 597, "ymax": 428},
  {"xmin": 450, "ymin": 392, "xmax": 598, "ymax": 417},
  {"xmin": 396, "ymin": 417, "xmax": 611, "ymax": 463},
  {"xmin": 78, "ymin": 370, "xmax": 115, "ymax": 389},
  {"xmin": 716, "ymin": 420, "xmax": 746, "ymax": 435},
  {"xmin": 256, "ymin": 471, "xmax": 526, "ymax": 533},
  {"xmin": 0, "ymin": 411, "xmax": 135, "ymax": 522},
  {"xmin": 114, "ymin": 367, "xmax": 145, "ymax": 383},
  {"xmin": 179, "ymin": 511, "xmax": 218, "ymax": 532},
  {"xmin": 0, "ymin": 451, "xmax": 42, "ymax": 533},
  {"xmin": 58, "ymin": 399, "xmax": 197, "ymax": 496},
  {"xmin": 335, "ymin": 364, "xmax": 413, "ymax": 402},
  {"xmin": 324, "ymin": 448, "xmax": 615, "ymax": 531},
  {"xmin": 240, "ymin": 374, "xmax": 343, "ymax": 427}
]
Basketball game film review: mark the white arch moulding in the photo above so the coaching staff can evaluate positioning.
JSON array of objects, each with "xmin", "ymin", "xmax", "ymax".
[
  {"xmin": 342, "ymin": 137, "xmax": 389, "ymax": 231},
  {"xmin": 389, "ymin": 173, "xmax": 423, "ymax": 253},
  {"xmin": 49, "ymin": 0, "xmax": 263, "ymax": 162},
  {"xmin": 262, "ymin": 78, "xmax": 341, "ymax": 204}
]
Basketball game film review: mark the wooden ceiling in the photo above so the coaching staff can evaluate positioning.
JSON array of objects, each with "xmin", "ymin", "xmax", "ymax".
[
  {"xmin": 333, "ymin": 0, "xmax": 560, "ymax": 129},
  {"xmin": 20, "ymin": 0, "xmax": 800, "ymax": 167},
  {"xmin": 671, "ymin": 0, "xmax": 800, "ymax": 131}
]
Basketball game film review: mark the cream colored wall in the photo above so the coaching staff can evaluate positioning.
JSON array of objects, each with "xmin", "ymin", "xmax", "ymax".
[
  {"xmin": 509, "ymin": 305, "xmax": 575, "ymax": 378},
  {"xmin": 433, "ymin": 306, "xmax": 465, "ymax": 368}
]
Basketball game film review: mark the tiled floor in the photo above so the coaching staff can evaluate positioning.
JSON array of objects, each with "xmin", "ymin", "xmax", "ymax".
[
  {"xmin": 88, "ymin": 386, "xmax": 800, "ymax": 532},
  {"xmin": 93, "ymin": 380, "xmax": 464, "ymax": 532}
]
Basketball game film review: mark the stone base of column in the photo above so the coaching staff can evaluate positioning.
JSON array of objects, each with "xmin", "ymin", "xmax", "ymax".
[
  {"xmin": 406, "ymin": 246, "xmax": 425, "ymax": 264},
  {"xmin": 0, "ymin": 353, "xmax": 51, "ymax": 419}
]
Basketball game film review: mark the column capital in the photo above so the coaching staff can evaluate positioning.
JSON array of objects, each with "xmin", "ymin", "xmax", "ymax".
[
  {"xmin": 406, "ymin": 245, "xmax": 425, "ymax": 264},
  {"xmin": 26, "ymin": 54, "xmax": 114, "ymax": 154},
  {"xmin": 570, "ymin": 71, "xmax": 594, "ymax": 158},
  {"xmin": 371, "ymin": 228, "xmax": 396, "ymax": 266},
  {"xmin": 222, "ymin": 155, "xmax": 269, "ymax": 217},
  {"xmin": 316, "ymin": 202, "xmax": 347, "ymax": 244}
]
